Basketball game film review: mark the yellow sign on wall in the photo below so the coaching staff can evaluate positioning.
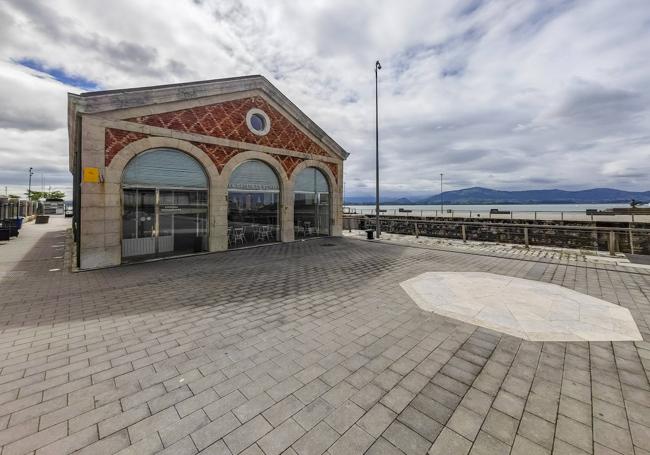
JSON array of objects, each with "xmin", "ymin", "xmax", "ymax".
[{"xmin": 83, "ymin": 167, "xmax": 100, "ymax": 183}]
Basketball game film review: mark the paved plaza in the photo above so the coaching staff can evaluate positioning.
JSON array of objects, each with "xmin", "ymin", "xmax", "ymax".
[{"xmin": 1, "ymin": 219, "xmax": 650, "ymax": 455}]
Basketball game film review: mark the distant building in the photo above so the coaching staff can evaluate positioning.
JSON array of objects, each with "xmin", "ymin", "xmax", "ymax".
[
  {"xmin": 43, "ymin": 198, "xmax": 64, "ymax": 215},
  {"xmin": 68, "ymin": 76, "xmax": 348, "ymax": 269}
]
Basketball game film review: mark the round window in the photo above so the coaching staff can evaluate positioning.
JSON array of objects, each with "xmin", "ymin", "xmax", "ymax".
[
  {"xmin": 250, "ymin": 114, "xmax": 266, "ymax": 132},
  {"xmin": 246, "ymin": 109, "xmax": 271, "ymax": 136}
]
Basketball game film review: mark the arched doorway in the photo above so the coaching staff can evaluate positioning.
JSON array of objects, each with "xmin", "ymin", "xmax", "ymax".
[
  {"xmin": 227, "ymin": 160, "xmax": 281, "ymax": 247},
  {"xmin": 121, "ymin": 148, "xmax": 209, "ymax": 260},
  {"xmin": 294, "ymin": 167, "xmax": 330, "ymax": 237}
]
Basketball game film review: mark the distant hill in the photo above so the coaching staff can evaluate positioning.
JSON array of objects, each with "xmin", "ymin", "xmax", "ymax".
[
  {"xmin": 344, "ymin": 187, "xmax": 650, "ymax": 205},
  {"xmin": 419, "ymin": 187, "xmax": 650, "ymax": 205}
]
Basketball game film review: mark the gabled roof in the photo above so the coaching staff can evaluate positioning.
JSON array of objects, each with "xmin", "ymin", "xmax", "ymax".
[{"xmin": 68, "ymin": 75, "xmax": 349, "ymax": 160}]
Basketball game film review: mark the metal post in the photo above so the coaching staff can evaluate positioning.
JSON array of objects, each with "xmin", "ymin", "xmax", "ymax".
[
  {"xmin": 440, "ymin": 173, "xmax": 443, "ymax": 214},
  {"xmin": 375, "ymin": 60, "xmax": 381, "ymax": 239},
  {"xmin": 629, "ymin": 226, "xmax": 634, "ymax": 255},
  {"xmin": 462, "ymin": 224, "xmax": 466, "ymax": 242},
  {"xmin": 524, "ymin": 227, "xmax": 529, "ymax": 247},
  {"xmin": 609, "ymin": 231, "xmax": 616, "ymax": 256},
  {"xmin": 27, "ymin": 167, "xmax": 34, "ymax": 202}
]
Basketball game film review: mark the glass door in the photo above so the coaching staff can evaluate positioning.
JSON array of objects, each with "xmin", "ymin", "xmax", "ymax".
[
  {"xmin": 159, "ymin": 189, "xmax": 208, "ymax": 256},
  {"xmin": 122, "ymin": 189, "xmax": 156, "ymax": 257},
  {"xmin": 122, "ymin": 188, "xmax": 208, "ymax": 260}
]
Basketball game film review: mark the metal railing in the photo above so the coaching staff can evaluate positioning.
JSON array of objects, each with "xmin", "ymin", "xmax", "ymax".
[
  {"xmin": 343, "ymin": 215, "xmax": 650, "ymax": 255},
  {"xmin": 343, "ymin": 207, "xmax": 650, "ymax": 223}
]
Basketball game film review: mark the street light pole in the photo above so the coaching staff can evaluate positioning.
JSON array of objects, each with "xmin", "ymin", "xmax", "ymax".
[
  {"xmin": 375, "ymin": 60, "xmax": 381, "ymax": 239},
  {"xmin": 28, "ymin": 167, "xmax": 34, "ymax": 201},
  {"xmin": 440, "ymin": 173, "xmax": 443, "ymax": 214}
]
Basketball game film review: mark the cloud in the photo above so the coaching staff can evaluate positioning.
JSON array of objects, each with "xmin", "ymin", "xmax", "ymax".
[{"xmin": 0, "ymin": 0, "xmax": 649, "ymax": 199}]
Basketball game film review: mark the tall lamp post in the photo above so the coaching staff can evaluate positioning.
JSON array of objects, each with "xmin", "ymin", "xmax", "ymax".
[
  {"xmin": 440, "ymin": 173, "xmax": 444, "ymax": 214},
  {"xmin": 28, "ymin": 167, "xmax": 34, "ymax": 201},
  {"xmin": 375, "ymin": 60, "xmax": 382, "ymax": 238}
]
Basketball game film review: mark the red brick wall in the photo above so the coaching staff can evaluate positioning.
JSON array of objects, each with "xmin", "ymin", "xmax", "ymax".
[
  {"xmin": 104, "ymin": 127, "xmax": 338, "ymax": 182},
  {"xmin": 192, "ymin": 142, "xmax": 242, "ymax": 173},
  {"xmin": 105, "ymin": 129, "xmax": 147, "ymax": 167},
  {"xmin": 126, "ymin": 96, "xmax": 331, "ymax": 158}
]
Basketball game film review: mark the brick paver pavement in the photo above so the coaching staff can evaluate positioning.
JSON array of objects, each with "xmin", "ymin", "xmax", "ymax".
[{"xmin": 1, "ymin": 219, "xmax": 649, "ymax": 454}]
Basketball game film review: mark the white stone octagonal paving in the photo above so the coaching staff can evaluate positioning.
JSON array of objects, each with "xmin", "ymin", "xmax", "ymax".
[{"xmin": 400, "ymin": 272, "xmax": 642, "ymax": 341}]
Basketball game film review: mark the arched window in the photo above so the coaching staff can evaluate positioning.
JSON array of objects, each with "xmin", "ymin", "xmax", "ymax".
[
  {"xmin": 123, "ymin": 149, "xmax": 208, "ymax": 189},
  {"xmin": 121, "ymin": 149, "xmax": 208, "ymax": 259},
  {"xmin": 227, "ymin": 160, "xmax": 280, "ymax": 247},
  {"xmin": 294, "ymin": 167, "xmax": 330, "ymax": 237}
]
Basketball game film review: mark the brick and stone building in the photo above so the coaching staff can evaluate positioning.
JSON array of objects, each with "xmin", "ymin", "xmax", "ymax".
[{"xmin": 68, "ymin": 75, "xmax": 348, "ymax": 269}]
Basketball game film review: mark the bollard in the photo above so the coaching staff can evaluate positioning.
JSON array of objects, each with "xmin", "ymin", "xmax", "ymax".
[
  {"xmin": 629, "ymin": 227, "xmax": 635, "ymax": 255},
  {"xmin": 524, "ymin": 227, "xmax": 529, "ymax": 247},
  {"xmin": 415, "ymin": 223, "xmax": 419, "ymax": 238},
  {"xmin": 461, "ymin": 225, "xmax": 466, "ymax": 242},
  {"xmin": 608, "ymin": 231, "xmax": 616, "ymax": 256}
]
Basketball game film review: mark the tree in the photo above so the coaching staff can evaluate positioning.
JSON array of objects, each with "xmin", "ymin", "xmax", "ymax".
[
  {"xmin": 46, "ymin": 190, "xmax": 65, "ymax": 200},
  {"xmin": 25, "ymin": 190, "xmax": 66, "ymax": 201}
]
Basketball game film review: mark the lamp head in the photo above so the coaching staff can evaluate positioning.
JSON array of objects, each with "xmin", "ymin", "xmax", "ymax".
[{"xmin": 375, "ymin": 61, "xmax": 381, "ymax": 70}]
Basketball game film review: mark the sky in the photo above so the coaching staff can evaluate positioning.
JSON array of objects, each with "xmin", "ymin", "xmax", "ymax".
[{"xmin": 1, "ymin": 0, "xmax": 650, "ymax": 199}]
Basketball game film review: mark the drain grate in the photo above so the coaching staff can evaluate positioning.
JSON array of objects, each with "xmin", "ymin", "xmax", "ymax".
[{"xmin": 320, "ymin": 243, "xmax": 336, "ymax": 247}]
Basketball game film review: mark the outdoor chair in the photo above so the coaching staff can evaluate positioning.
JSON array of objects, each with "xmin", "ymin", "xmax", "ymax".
[
  {"xmin": 295, "ymin": 224, "xmax": 305, "ymax": 238},
  {"xmin": 256, "ymin": 225, "xmax": 271, "ymax": 242},
  {"xmin": 233, "ymin": 227, "xmax": 246, "ymax": 245},
  {"xmin": 227, "ymin": 227, "xmax": 233, "ymax": 245},
  {"xmin": 304, "ymin": 221, "xmax": 316, "ymax": 236}
]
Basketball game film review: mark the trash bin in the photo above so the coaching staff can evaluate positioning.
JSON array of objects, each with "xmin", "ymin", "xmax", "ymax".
[
  {"xmin": 365, "ymin": 229, "xmax": 374, "ymax": 240},
  {"xmin": 15, "ymin": 217, "xmax": 24, "ymax": 230}
]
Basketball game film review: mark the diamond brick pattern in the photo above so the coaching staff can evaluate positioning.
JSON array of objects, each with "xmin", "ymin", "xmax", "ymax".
[
  {"xmin": 326, "ymin": 162, "xmax": 339, "ymax": 183},
  {"xmin": 192, "ymin": 142, "xmax": 242, "ymax": 173},
  {"xmin": 103, "ymin": 128, "xmax": 336, "ymax": 181},
  {"xmin": 104, "ymin": 125, "xmax": 336, "ymax": 181},
  {"xmin": 272, "ymin": 154, "xmax": 303, "ymax": 178},
  {"xmin": 105, "ymin": 128, "xmax": 147, "ymax": 167},
  {"xmin": 126, "ymin": 96, "xmax": 332, "ymax": 158}
]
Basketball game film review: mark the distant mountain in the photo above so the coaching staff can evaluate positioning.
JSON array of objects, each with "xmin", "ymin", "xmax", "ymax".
[
  {"xmin": 344, "ymin": 187, "xmax": 650, "ymax": 205},
  {"xmin": 417, "ymin": 187, "xmax": 650, "ymax": 205},
  {"xmin": 384, "ymin": 197, "xmax": 416, "ymax": 205}
]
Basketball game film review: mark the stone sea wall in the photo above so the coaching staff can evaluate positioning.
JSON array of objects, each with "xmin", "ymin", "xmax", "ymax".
[{"xmin": 343, "ymin": 215, "xmax": 650, "ymax": 254}]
